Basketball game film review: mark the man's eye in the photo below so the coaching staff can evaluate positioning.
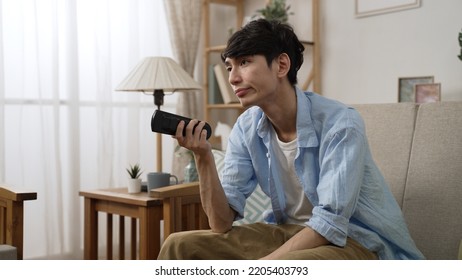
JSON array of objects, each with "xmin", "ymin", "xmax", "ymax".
[{"xmin": 240, "ymin": 59, "xmax": 248, "ymax": 66}]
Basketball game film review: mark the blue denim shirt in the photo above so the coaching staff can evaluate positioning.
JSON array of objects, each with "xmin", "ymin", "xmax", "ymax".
[{"xmin": 222, "ymin": 88, "xmax": 425, "ymax": 260}]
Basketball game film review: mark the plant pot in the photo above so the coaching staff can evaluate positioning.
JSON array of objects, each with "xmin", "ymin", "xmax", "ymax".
[{"xmin": 128, "ymin": 178, "xmax": 142, "ymax": 193}]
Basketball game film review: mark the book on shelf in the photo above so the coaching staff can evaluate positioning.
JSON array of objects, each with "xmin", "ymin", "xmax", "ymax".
[
  {"xmin": 208, "ymin": 64, "xmax": 224, "ymax": 104},
  {"xmin": 213, "ymin": 63, "xmax": 239, "ymax": 104}
]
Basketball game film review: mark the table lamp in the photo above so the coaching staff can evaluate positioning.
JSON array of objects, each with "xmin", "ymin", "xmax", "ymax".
[{"xmin": 116, "ymin": 57, "xmax": 202, "ymax": 172}]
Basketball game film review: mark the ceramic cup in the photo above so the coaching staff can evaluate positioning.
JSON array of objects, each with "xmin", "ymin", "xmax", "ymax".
[{"xmin": 147, "ymin": 172, "xmax": 178, "ymax": 192}]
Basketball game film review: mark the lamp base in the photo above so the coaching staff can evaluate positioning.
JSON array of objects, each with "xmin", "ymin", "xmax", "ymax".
[{"xmin": 154, "ymin": 89, "xmax": 164, "ymax": 171}]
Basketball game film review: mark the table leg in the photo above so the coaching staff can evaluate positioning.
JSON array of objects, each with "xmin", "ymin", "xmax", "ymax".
[
  {"xmin": 138, "ymin": 205, "xmax": 162, "ymax": 259},
  {"xmin": 162, "ymin": 197, "xmax": 174, "ymax": 240},
  {"xmin": 130, "ymin": 218, "xmax": 137, "ymax": 259},
  {"xmin": 83, "ymin": 197, "xmax": 98, "ymax": 260},
  {"xmin": 119, "ymin": 215, "xmax": 125, "ymax": 260},
  {"xmin": 107, "ymin": 213, "xmax": 113, "ymax": 259}
]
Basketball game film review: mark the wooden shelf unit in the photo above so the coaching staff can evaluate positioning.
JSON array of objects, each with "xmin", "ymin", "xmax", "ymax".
[
  {"xmin": 202, "ymin": 0, "xmax": 320, "ymax": 125},
  {"xmin": 202, "ymin": 0, "xmax": 245, "ymax": 123}
]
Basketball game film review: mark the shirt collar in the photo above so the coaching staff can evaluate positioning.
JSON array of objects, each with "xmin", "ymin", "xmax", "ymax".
[
  {"xmin": 256, "ymin": 87, "xmax": 319, "ymax": 148},
  {"xmin": 295, "ymin": 87, "xmax": 319, "ymax": 148}
]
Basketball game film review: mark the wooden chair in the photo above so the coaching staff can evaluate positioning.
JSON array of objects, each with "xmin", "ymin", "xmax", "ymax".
[
  {"xmin": 0, "ymin": 185, "xmax": 37, "ymax": 260},
  {"xmin": 149, "ymin": 182, "xmax": 209, "ymax": 240}
]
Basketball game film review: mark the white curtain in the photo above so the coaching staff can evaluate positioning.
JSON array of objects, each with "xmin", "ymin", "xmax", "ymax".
[
  {"xmin": 0, "ymin": 0, "xmax": 172, "ymax": 259},
  {"xmin": 163, "ymin": 0, "xmax": 203, "ymax": 180}
]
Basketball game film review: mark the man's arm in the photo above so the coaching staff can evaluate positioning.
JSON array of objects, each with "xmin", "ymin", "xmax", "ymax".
[
  {"xmin": 260, "ymin": 227, "xmax": 330, "ymax": 260},
  {"xmin": 175, "ymin": 120, "xmax": 236, "ymax": 233}
]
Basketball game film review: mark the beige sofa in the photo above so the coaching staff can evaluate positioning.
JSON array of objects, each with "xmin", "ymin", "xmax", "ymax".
[
  {"xmin": 224, "ymin": 101, "xmax": 462, "ymax": 260},
  {"xmin": 353, "ymin": 101, "xmax": 462, "ymax": 260}
]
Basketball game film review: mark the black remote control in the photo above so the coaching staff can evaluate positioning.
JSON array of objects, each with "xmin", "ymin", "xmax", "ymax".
[{"xmin": 151, "ymin": 110, "xmax": 212, "ymax": 140}]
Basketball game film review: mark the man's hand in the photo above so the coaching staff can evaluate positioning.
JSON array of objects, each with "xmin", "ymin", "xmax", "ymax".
[{"xmin": 174, "ymin": 119, "xmax": 212, "ymax": 157}]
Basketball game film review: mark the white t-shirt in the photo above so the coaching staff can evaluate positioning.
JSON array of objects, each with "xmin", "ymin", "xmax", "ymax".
[{"xmin": 270, "ymin": 126, "xmax": 313, "ymax": 225}]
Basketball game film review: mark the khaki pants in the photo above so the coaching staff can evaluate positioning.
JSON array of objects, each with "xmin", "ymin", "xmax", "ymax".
[{"xmin": 158, "ymin": 223, "xmax": 377, "ymax": 260}]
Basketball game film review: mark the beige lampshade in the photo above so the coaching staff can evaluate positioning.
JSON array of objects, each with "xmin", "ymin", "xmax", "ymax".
[{"xmin": 115, "ymin": 57, "xmax": 201, "ymax": 92}]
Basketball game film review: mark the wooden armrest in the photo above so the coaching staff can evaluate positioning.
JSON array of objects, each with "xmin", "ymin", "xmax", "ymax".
[
  {"xmin": 0, "ymin": 186, "xmax": 37, "ymax": 201},
  {"xmin": 149, "ymin": 182, "xmax": 200, "ymax": 199},
  {"xmin": 0, "ymin": 185, "xmax": 37, "ymax": 260}
]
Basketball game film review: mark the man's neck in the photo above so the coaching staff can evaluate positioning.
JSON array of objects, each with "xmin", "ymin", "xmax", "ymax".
[{"xmin": 264, "ymin": 86, "xmax": 298, "ymax": 143}]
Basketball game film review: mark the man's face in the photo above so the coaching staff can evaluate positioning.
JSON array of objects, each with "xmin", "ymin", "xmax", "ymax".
[{"xmin": 224, "ymin": 54, "xmax": 280, "ymax": 108}]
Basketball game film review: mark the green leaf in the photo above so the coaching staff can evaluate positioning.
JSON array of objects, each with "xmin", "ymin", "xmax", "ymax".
[{"xmin": 126, "ymin": 163, "xmax": 142, "ymax": 179}]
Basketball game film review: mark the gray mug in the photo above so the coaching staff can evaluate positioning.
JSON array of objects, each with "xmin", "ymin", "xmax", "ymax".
[{"xmin": 147, "ymin": 172, "xmax": 178, "ymax": 191}]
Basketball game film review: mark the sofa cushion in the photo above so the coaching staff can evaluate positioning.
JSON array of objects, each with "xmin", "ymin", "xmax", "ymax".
[
  {"xmin": 0, "ymin": 245, "xmax": 17, "ymax": 260},
  {"xmin": 403, "ymin": 102, "xmax": 462, "ymax": 259},
  {"xmin": 353, "ymin": 103, "xmax": 417, "ymax": 207},
  {"xmin": 232, "ymin": 185, "xmax": 270, "ymax": 226},
  {"xmin": 212, "ymin": 149, "xmax": 270, "ymax": 225}
]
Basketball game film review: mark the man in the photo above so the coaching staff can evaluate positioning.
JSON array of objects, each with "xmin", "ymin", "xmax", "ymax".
[{"xmin": 158, "ymin": 19, "xmax": 424, "ymax": 260}]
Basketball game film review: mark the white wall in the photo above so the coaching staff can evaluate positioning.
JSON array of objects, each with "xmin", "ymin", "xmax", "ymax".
[{"xmin": 241, "ymin": 0, "xmax": 462, "ymax": 104}]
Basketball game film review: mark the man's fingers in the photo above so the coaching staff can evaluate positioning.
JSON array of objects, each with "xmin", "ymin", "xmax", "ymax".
[{"xmin": 174, "ymin": 120, "xmax": 185, "ymax": 139}]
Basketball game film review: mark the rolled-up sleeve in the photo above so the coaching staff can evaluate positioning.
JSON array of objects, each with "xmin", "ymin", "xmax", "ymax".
[{"xmin": 307, "ymin": 123, "xmax": 367, "ymax": 247}]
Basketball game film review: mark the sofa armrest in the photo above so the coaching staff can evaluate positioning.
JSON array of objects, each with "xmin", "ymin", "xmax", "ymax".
[{"xmin": 148, "ymin": 182, "xmax": 200, "ymax": 199}]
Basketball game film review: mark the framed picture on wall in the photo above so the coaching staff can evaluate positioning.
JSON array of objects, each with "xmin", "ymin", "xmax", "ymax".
[
  {"xmin": 415, "ymin": 83, "xmax": 441, "ymax": 104},
  {"xmin": 398, "ymin": 76, "xmax": 434, "ymax": 102},
  {"xmin": 355, "ymin": 0, "xmax": 421, "ymax": 18}
]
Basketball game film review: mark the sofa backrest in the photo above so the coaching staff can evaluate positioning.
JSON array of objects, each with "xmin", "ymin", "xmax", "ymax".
[
  {"xmin": 353, "ymin": 103, "xmax": 417, "ymax": 208},
  {"xmin": 402, "ymin": 102, "xmax": 462, "ymax": 260},
  {"xmin": 355, "ymin": 102, "xmax": 462, "ymax": 259}
]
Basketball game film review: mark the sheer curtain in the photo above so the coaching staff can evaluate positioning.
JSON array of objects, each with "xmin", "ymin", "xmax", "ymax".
[
  {"xmin": 0, "ymin": 0, "xmax": 172, "ymax": 259},
  {"xmin": 163, "ymin": 0, "xmax": 203, "ymax": 180}
]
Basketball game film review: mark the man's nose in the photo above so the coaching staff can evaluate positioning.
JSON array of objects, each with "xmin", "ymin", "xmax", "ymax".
[{"xmin": 228, "ymin": 68, "xmax": 241, "ymax": 85}]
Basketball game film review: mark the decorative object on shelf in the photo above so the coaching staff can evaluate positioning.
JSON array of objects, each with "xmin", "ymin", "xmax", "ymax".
[
  {"xmin": 208, "ymin": 64, "xmax": 224, "ymax": 105},
  {"xmin": 458, "ymin": 29, "xmax": 462, "ymax": 61},
  {"xmin": 116, "ymin": 57, "xmax": 202, "ymax": 172},
  {"xmin": 355, "ymin": 0, "xmax": 421, "ymax": 18},
  {"xmin": 214, "ymin": 64, "xmax": 239, "ymax": 104},
  {"xmin": 253, "ymin": 0, "xmax": 293, "ymax": 23},
  {"xmin": 398, "ymin": 76, "xmax": 434, "ymax": 102},
  {"xmin": 126, "ymin": 163, "xmax": 143, "ymax": 193},
  {"xmin": 415, "ymin": 83, "xmax": 441, "ymax": 104}
]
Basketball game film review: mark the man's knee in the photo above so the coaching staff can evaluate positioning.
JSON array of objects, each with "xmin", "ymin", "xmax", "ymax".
[
  {"xmin": 158, "ymin": 231, "xmax": 196, "ymax": 259},
  {"xmin": 158, "ymin": 230, "xmax": 218, "ymax": 260},
  {"xmin": 276, "ymin": 239, "xmax": 377, "ymax": 260}
]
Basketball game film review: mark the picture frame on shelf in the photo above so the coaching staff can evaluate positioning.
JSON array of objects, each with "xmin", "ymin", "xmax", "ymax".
[
  {"xmin": 398, "ymin": 76, "xmax": 434, "ymax": 102},
  {"xmin": 415, "ymin": 83, "xmax": 441, "ymax": 104},
  {"xmin": 355, "ymin": 0, "xmax": 421, "ymax": 18}
]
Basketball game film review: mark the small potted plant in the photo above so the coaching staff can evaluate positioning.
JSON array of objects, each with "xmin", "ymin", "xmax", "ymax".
[{"xmin": 126, "ymin": 163, "xmax": 143, "ymax": 193}]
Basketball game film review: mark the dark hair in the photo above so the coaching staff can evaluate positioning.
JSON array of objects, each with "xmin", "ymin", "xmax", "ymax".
[{"xmin": 221, "ymin": 19, "xmax": 304, "ymax": 85}]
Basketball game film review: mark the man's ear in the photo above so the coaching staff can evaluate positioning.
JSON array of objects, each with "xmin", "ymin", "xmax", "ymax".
[{"xmin": 276, "ymin": 53, "xmax": 291, "ymax": 78}]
